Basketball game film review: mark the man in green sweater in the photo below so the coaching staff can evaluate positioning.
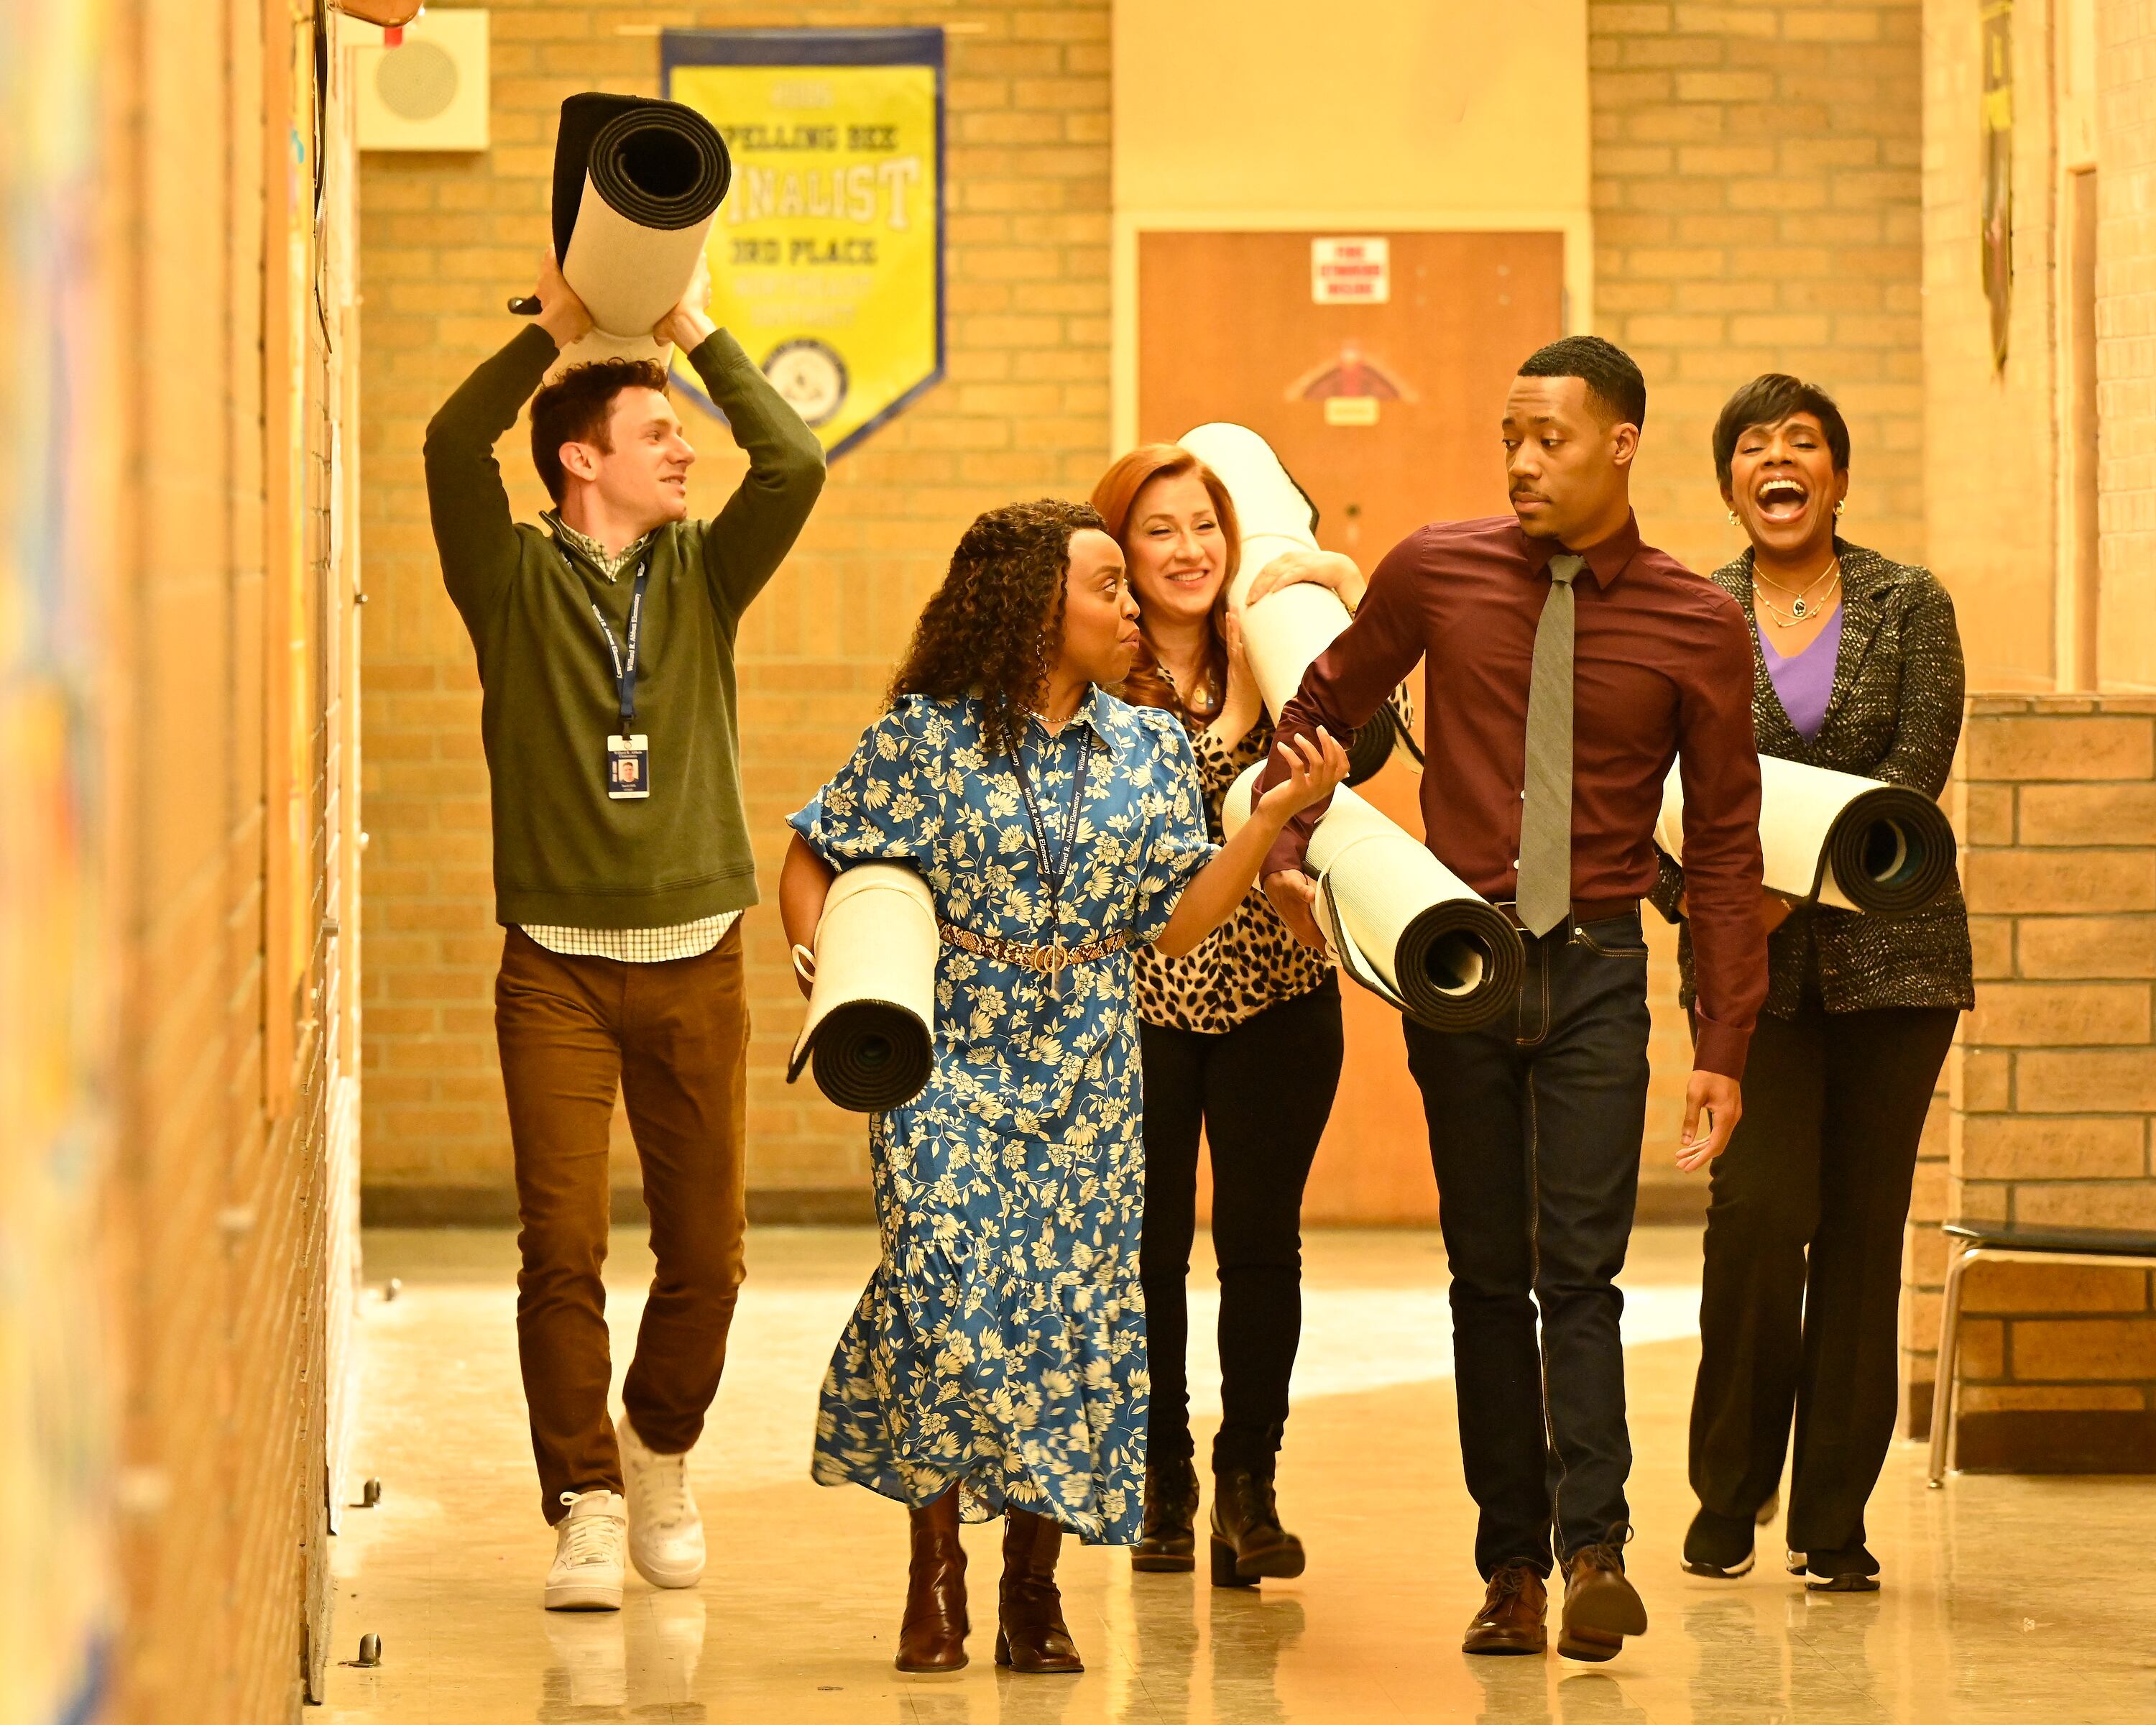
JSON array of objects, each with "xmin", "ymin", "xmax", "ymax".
[{"xmin": 425, "ymin": 247, "xmax": 824, "ymax": 1611}]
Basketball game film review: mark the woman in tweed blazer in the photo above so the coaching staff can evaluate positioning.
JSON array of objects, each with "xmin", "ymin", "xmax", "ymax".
[{"xmin": 1651, "ymin": 375, "xmax": 1973, "ymax": 1593}]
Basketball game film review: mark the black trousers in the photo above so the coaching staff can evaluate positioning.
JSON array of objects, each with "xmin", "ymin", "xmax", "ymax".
[
  {"xmin": 1139, "ymin": 977, "xmax": 1345, "ymax": 1476},
  {"xmin": 1689, "ymin": 1000, "xmax": 1959, "ymax": 1558},
  {"xmin": 1402, "ymin": 912, "xmax": 1653, "ymax": 1578}
]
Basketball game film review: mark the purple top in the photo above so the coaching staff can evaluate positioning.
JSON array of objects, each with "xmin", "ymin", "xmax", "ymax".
[{"xmin": 1759, "ymin": 607, "xmax": 1843, "ymax": 740}]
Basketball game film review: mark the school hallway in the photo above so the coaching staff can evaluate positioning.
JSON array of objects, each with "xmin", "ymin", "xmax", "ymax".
[{"xmin": 317, "ymin": 1226, "xmax": 2156, "ymax": 1724}]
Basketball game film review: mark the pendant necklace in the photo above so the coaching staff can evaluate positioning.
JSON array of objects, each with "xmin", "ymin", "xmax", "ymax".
[{"xmin": 1755, "ymin": 558, "xmax": 1841, "ymax": 627}]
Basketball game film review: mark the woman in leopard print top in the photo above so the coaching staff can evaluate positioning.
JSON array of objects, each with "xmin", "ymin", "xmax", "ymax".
[{"xmin": 1092, "ymin": 443, "xmax": 1346, "ymax": 1587}]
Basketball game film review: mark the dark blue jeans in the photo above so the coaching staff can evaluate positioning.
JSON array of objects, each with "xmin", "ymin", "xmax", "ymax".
[{"xmin": 1403, "ymin": 910, "xmax": 1653, "ymax": 1578}]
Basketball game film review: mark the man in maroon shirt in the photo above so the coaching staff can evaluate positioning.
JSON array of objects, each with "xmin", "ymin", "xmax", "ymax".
[{"xmin": 1258, "ymin": 336, "xmax": 1767, "ymax": 1661}]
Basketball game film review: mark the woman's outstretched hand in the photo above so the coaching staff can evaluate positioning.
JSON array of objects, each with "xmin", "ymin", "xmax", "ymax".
[
  {"xmin": 1254, "ymin": 729, "xmax": 1350, "ymax": 825},
  {"xmin": 1153, "ymin": 729, "xmax": 1348, "ymax": 961}
]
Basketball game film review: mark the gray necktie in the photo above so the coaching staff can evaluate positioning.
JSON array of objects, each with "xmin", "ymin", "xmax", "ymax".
[{"xmin": 1517, "ymin": 553, "xmax": 1586, "ymax": 937}]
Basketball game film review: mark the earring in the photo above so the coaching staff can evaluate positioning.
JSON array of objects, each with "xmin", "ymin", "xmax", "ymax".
[
  {"xmin": 1727, "ymin": 510, "xmax": 1739, "ymax": 526},
  {"xmin": 1834, "ymin": 500, "xmax": 1845, "ymax": 517}
]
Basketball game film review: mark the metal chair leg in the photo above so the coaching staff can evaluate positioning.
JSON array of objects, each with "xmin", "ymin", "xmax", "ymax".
[{"xmin": 1928, "ymin": 1243, "xmax": 1973, "ymax": 1486}]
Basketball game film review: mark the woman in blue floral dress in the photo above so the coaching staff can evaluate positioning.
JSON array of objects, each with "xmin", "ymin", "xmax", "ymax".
[{"xmin": 779, "ymin": 499, "xmax": 1346, "ymax": 1676}]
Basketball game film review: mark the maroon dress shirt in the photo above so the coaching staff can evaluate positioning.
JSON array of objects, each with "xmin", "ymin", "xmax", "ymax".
[{"xmin": 1263, "ymin": 512, "xmax": 1768, "ymax": 1079}]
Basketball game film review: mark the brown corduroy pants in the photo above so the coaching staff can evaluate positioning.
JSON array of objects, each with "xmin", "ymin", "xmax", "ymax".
[{"xmin": 494, "ymin": 924, "xmax": 750, "ymax": 1524}]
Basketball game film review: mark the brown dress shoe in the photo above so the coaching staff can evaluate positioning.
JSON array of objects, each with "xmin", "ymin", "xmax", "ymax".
[
  {"xmin": 1558, "ymin": 1537, "xmax": 1648, "ymax": 1662},
  {"xmin": 1462, "ymin": 1560, "xmax": 1548, "ymax": 1655},
  {"xmin": 1132, "ymin": 1455, "xmax": 1199, "ymax": 1573},
  {"xmin": 995, "ymin": 1506, "xmax": 1083, "ymax": 1674},
  {"xmin": 895, "ymin": 1490, "xmax": 968, "ymax": 1673}
]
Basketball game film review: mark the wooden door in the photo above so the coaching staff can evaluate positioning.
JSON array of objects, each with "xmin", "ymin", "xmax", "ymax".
[{"xmin": 1138, "ymin": 229, "xmax": 1565, "ymax": 1225}]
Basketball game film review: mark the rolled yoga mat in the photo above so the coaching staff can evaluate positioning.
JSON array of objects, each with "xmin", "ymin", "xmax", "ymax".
[
  {"xmin": 788, "ymin": 864, "xmax": 939, "ymax": 1113},
  {"xmin": 1225, "ymin": 765, "xmax": 1521, "ymax": 1031},
  {"xmin": 1655, "ymin": 754, "xmax": 1958, "ymax": 916},
  {"xmin": 532, "ymin": 93, "xmax": 732, "ymax": 366},
  {"xmin": 1178, "ymin": 420, "xmax": 1404, "ymax": 786}
]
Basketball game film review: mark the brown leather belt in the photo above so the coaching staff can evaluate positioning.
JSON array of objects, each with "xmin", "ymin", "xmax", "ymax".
[
  {"xmin": 937, "ymin": 921, "xmax": 1131, "ymax": 978},
  {"xmin": 1494, "ymin": 898, "xmax": 1640, "ymax": 932}
]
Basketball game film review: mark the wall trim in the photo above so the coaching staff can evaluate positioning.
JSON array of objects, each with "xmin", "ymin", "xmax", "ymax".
[{"xmin": 1952, "ymin": 1409, "xmax": 2156, "ymax": 1475}]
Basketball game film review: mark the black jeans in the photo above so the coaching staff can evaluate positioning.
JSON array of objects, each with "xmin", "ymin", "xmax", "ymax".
[
  {"xmin": 1139, "ymin": 977, "xmax": 1345, "ymax": 1477},
  {"xmin": 1689, "ymin": 1000, "xmax": 1959, "ymax": 1558},
  {"xmin": 1403, "ymin": 911, "xmax": 1652, "ymax": 1578}
]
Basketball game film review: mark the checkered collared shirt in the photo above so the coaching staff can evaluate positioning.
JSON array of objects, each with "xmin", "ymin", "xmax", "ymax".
[
  {"xmin": 520, "ymin": 911, "xmax": 741, "ymax": 964},
  {"xmin": 541, "ymin": 510, "xmax": 657, "ymax": 583}
]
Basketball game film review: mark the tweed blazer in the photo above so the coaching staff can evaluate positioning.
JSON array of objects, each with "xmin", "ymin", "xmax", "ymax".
[{"xmin": 1651, "ymin": 540, "xmax": 1975, "ymax": 1018}]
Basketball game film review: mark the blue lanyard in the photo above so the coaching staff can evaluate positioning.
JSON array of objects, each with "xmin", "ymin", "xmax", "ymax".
[
  {"xmin": 1010, "ymin": 731, "xmax": 1091, "ymax": 928},
  {"xmin": 590, "ymin": 562, "xmax": 650, "ymax": 730}
]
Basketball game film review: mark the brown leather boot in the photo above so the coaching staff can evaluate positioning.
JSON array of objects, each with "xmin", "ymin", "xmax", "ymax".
[
  {"xmin": 895, "ymin": 1491, "xmax": 968, "ymax": 1673},
  {"xmin": 1132, "ymin": 1455, "xmax": 1199, "ymax": 1573},
  {"xmin": 1557, "ymin": 1534, "xmax": 1648, "ymax": 1662},
  {"xmin": 995, "ymin": 1506, "xmax": 1083, "ymax": 1674},
  {"xmin": 1462, "ymin": 1560, "xmax": 1548, "ymax": 1655}
]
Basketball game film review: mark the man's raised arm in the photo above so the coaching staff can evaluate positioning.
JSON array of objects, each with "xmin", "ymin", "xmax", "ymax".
[
  {"xmin": 423, "ymin": 251, "xmax": 591, "ymax": 629},
  {"xmin": 660, "ymin": 254, "xmax": 828, "ymax": 624}
]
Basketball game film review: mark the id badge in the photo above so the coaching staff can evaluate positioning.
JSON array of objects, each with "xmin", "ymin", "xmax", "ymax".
[{"xmin": 606, "ymin": 733, "xmax": 650, "ymax": 799}]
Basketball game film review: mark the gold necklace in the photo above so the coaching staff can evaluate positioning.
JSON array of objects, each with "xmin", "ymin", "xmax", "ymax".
[
  {"xmin": 1157, "ymin": 656, "xmax": 1216, "ymax": 715},
  {"xmin": 1754, "ymin": 558, "xmax": 1840, "ymax": 626}
]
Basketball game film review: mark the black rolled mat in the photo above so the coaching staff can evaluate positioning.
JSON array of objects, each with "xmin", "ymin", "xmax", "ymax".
[
  {"xmin": 1320, "ymin": 883, "xmax": 1523, "ymax": 1034},
  {"xmin": 1822, "ymin": 784, "xmax": 1958, "ymax": 916},
  {"xmin": 1394, "ymin": 899, "xmax": 1524, "ymax": 1031},
  {"xmin": 550, "ymin": 93, "xmax": 732, "ymax": 254},
  {"xmin": 1342, "ymin": 708, "xmax": 1396, "ymax": 786},
  {"xmin": 795, "ymin": 998, "xmax": 934, "ymax": 1115}
]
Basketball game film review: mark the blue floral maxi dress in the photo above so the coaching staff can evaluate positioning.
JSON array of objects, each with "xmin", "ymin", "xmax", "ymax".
[{"xmin": 789, "ymin": 688, "xmax": 1214, "ymax": 1542}]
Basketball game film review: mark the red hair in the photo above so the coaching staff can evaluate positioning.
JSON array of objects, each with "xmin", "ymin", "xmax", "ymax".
[{"xmin": 1090, "ymin": 444, "xmax": 1242, "ymax": 720}]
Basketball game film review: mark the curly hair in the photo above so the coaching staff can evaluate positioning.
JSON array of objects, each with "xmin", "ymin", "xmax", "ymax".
[{"xmin": 890, "ymin": 497, "xmax": 1107, "ymax": 755}]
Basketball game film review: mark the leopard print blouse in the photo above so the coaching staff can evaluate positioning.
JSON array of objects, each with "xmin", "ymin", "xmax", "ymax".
[{"xmin": 1137, "ymin": 712, "xmax": 1335, "ymax": 1034}]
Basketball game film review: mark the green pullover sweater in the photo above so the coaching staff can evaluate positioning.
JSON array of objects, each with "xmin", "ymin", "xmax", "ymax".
[{"xmin": 424, "ymin": 324, "xmax": 826, "ymax": 927}]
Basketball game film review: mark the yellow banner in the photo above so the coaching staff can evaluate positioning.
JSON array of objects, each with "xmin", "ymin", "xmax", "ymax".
[{"xmin": 665, "ymin": 31, "xmax": 944, "ymax": 458}]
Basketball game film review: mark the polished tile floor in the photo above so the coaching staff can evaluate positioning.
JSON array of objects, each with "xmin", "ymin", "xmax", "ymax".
[{"xmin": 321, "ymin": 1227, "xmax": 2156, "ymax": 1723}]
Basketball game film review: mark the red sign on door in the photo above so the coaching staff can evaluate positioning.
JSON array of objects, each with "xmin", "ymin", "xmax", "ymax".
[{"xmin": 1311, "ymin": 236, "xmax": 1390, "ymax": 304}]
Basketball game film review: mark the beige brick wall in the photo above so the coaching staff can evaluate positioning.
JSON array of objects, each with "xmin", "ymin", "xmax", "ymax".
[
  {"xmin": 103, "ymin": 0, "xmax": 355, "ymax": 1711},
  {"xmin": 359, "ymin": 1, "xmax": 1112, "ymax": 1214},
  {"xmin": 2097, "ymin": 4, "xmax": 2156, "ymax": 688},
  {"xmin": 1905, "ymin": 0, "xmax": 2156, "ymax": 1467},
  {"xmin": 1588, "ymin": 1, "xmax": 1925, "ymax": 1206},
  {"xmin": 1921, "ymin": 0, "xmax": 2060, "ymax": 690},
  {"xmin": 1589, "ymin": 0, "xmax": 1925, "ymax": 579},
  {"xmin": 1932, "ymin": 699, "xmax": 2156, "ymax": 1467}
]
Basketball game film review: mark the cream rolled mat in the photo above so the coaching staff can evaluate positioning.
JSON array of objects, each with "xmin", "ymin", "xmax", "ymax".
[
  {"xmin": 787, "ymin": 864, "xmax": 938, "ymax": 1113},
  {"xmin": 1655, "ymin": 755, "xmax": 1958, "ymax": 915},
  {"xmin": 1225, "ymin": 765, "xmax": 1520, "ymax": 1031},
  {"xmin": 1177, "ymin": 420, "xmax": 1398, "ymax": 783},
  {"xmin": 546, "ymin": 93, "xmax": 732, "ymax": 368}
]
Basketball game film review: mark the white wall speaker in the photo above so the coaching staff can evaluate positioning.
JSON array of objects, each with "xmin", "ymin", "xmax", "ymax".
[{"xmin": 351, "ymin": 9, "xmax": 489, "ymax": 152}]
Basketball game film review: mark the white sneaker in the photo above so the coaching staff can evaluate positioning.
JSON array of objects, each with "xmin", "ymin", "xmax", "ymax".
[
  {"xmin": 619, "ymin": 1414, "xmax": 706, "ymax": 1588},
  {"xmin": 545, "ymin": 1489, "xmax": 627, "ymax": 1611}
]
